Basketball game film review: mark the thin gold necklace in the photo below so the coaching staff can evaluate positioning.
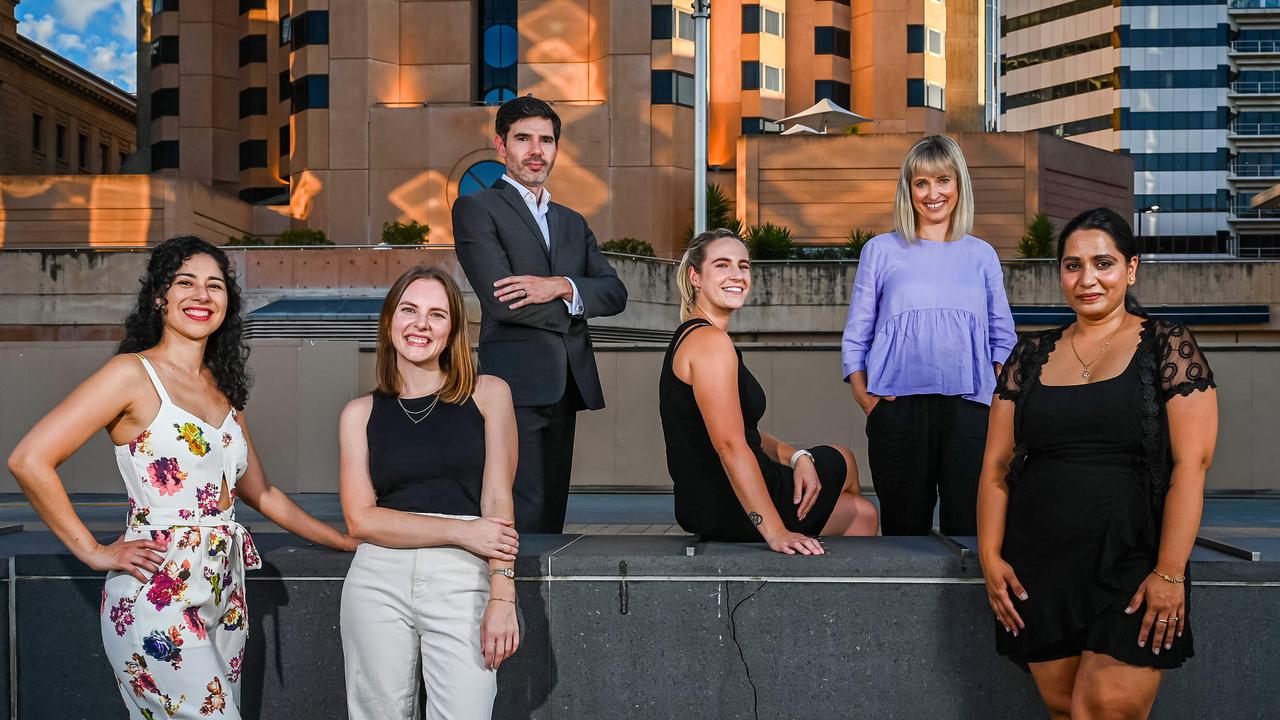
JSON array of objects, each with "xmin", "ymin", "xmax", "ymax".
[{"xmin": 1068, "ymin": 316, "xmax": 1126, "ymax": 381}]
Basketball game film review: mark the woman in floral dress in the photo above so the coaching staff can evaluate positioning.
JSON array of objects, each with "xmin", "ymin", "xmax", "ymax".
[{"xmin": 7, "ymin": 236, "xmax": 355, "ymax": 718}]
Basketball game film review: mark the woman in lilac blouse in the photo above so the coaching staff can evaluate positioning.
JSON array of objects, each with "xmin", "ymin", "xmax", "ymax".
[{"xmin": 841, "ymin": 135, "xmax": 1016, "ymax": 536}]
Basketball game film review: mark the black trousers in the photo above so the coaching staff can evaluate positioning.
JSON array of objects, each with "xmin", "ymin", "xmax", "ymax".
[
  {"xmin": 512, "ymin": 374, "xmax": 584, "ymax": 534},
  {"xmin": 865, "ymin": 394, "xmax": 990, "ymax": 536}
]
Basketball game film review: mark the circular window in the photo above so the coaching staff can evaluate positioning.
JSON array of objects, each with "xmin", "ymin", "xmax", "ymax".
[
  {"xmin": 483, "ymin": 24, "xmax": 518, "ymax": 69},
  {"xmin": 459, "ymin": 161, "xmax": 507, "ymax": 197},
  {"xmin": 483, "ymin": 87, "xmax": 516, "ymax": 105}
]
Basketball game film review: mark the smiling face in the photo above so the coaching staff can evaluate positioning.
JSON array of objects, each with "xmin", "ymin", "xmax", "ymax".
[
  {"xmin": 160, "ymin": 253, "xmax": 227, "ymax": 340},
  {"xmin": 1059, "ymin": 228, "xmax": 1139, "ymax": 320},
  {"xmin": 495, "ymin": 117, "xmax": 558, "ymax": 190},
  {"xmin": 389, "ymin": 278, "xmax": 452, "ymax": 368},
  {"xmin": 689, "ymin": 237, "xmax": 751, "ymax": 313},
  {"xmin": 910, "ymin": 163, "xmax": 958, "ymax": 230}
]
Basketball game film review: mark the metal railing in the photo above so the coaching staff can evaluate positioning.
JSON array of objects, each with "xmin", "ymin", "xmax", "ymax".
[
  {"xmin": 1230, "ymin": 122, "xmax": 1280, "ymax": 135},
  {"xmin": 1230, "ymin": 204, "xmax": 1280, "ymax": 218},
  {"xmin": 1230, "ymin": 162, "xmax": 1280, "ymax": 176},
  {"xmin": 1231, "ymin": 40, "xmax": 1280, "ymax": 52},
  {"xmin": 1229, "ymin": 0, "xmax": 1280, "ymax": 9},
  {"xmin": 1231, "ymin": 81, "xmax": 1280, "ymax": 94}
]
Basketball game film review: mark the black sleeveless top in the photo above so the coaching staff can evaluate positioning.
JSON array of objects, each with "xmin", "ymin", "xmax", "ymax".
[
  {"xmin": 659, "ymin": 319, "xmax": 774, "ymax": 534},
  {"xmin": 366, "ymin": 391, "xmax": 486, "ymax": 516}
]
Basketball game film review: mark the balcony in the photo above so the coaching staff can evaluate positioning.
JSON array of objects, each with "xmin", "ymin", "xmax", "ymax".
[
  {"xmin": 1229, "ymin": 40, "xmax": 1280, "ymax": 64},
  {"xmin": 1229, "ymin": 162, "xmax": 1280, "ymax": 179},
  {"xmin": 1229, "ymin": 121, "xmax": 1280, "ymax": 137},
  {"xmin": 1229, "ymin": 0, "xmax": 1280, "ymax": 12},
  {"xmin": 1229, "ymin": 202, "xmax": 1280, "ymax": 222},
  {"xmin": 1229, "ymin": 80, "xmax": 1280, "ymax": 101}
]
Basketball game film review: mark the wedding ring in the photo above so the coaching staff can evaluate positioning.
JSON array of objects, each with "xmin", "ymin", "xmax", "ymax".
[{"xmin": 1156, "ymin": 618, "xmax": 1168, "ymax": 624}]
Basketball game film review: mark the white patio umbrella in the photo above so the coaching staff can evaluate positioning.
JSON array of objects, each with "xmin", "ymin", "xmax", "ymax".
[
  {"xmin": 780, "ymin": 124, "xmax": 820, "ymax": 135},
  {"xmin": 777, "ymin": 98, "xmax": 873, "ymax": 134}
]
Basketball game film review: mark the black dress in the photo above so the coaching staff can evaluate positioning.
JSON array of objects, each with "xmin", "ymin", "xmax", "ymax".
[
  {"xmin": 659, "ymin": 318, "xmax": 847, "ymax": 541},
  {"xmin": 994, "ymin": 318, "xmax": 1215, "ymax": 669}
]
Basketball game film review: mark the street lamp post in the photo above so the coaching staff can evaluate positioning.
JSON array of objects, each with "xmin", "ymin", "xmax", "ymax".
[
  {"xmin": 692, "ymin": 0, "xmax": 710, "ymax": 235},
  {"xmin": 1135, "ymin": 204, "xmax": 1160, "ymax": 254}
]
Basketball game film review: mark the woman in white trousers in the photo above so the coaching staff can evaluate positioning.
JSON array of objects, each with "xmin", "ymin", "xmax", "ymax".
[{"xmin": 339, "ymin": 266, "xmax": 521, "ymax": 719}]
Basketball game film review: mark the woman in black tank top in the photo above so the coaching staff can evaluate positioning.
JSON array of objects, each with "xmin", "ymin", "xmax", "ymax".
[
  {"xmin": 660, "ymin": 230, "xmax": 879, "ymax": 553},
  {"xmin": 337, "ymin": 267, "xmax": 520, "ymax": 719}
]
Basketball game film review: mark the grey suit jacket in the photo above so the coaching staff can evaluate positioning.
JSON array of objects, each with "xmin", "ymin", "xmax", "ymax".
[{"xmin": 452, "ymin": 179, "xmax": 628, "ymax": 409}]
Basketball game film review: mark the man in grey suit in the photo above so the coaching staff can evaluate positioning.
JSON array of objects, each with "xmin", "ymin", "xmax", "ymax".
[{"xmin": 452, "ymin": 97, "xmax": 627, "ymax": 533}]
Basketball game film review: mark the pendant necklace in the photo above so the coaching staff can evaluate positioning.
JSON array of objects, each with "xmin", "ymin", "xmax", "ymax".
[{"xmin": 1068, "ymin": 317, "xmax": 1125, "ymax": 381}]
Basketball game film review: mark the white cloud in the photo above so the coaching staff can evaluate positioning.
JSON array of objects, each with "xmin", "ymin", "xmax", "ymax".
[
  {"xmin": 112, "ymin": 0, "xmax": 136, "ymax": 45},
  {"xmin": 55, "ymin": 33, "xmax": 86, "ymax": 52},
  {"xmin": 18, "ymin": 13, "xmax": 58, "ymax": 45},
  {"xmin": 87, "ymin": 41, "xmax": 137, "ymax": 93},
  {"xmin": 54, "ymin": 0, "xmax": 115, "ymax": 33}
]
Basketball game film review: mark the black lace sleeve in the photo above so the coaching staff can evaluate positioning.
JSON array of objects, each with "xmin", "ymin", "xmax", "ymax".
[
  {"xmin": 996, "ymin": 332, "xmax": 1038, "ymax": 402},
  {"xmin": 1156, "ymin": 320, "xmax": 1216, "ymax": 400}
]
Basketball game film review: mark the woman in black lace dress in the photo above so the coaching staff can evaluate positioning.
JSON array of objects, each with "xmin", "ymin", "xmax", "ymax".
[{"xmin": 976, "ymin": 208, "xmax": 1218, "ymax": 719}]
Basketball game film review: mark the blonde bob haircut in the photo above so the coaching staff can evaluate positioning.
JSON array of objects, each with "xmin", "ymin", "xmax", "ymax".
[
  {"xmin": 676, "ymin": 228, "xmax": 747, "ymax": 322},
  {"xmin": 893, "ymin": 135, "xmax": 974, "ymax": 243},
  {"xmin": 375, "ymin": 265, "xmax": 476, "ymax": 403}
]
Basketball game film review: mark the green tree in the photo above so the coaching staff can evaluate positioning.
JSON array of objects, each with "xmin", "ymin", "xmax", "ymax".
[
  {"xmin": 846, "ymin": 228, "xmax": 875, "ymax": 259},
  {"xmin": 683, "ymin": 183, "xmax": 744, "ymax": 245},
  {"xmin": 381, "ymin": 220, "xmax": 431, "ymax": 245},
  {"xmin": 600, "ymin": 237, "xmax": 656, "ymax": 257},
  {"xmin": 226, "ymin": 228, "xmax": 331, "ymax": 246},
  {"xmin": 744, "ymin": 222, "xmax": 794, "ymax": 260},
  {"xmin": 1018, "ymin": 213, "xmax": 1055, "ymax": 258}
]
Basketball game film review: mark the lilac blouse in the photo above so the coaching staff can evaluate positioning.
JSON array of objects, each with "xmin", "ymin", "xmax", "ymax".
[{"xmin": 841, "ymin": 232, "xmax": 1017, "ymax": 406}]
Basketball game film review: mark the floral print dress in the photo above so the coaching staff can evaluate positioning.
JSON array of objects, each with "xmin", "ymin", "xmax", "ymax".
[{"xmin": 101, "ymin": 356, "xmax": 262, "ymax": 719}]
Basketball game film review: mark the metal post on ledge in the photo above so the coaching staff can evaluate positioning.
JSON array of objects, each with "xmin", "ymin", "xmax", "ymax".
[{"xmin": 692, "ymin": 0, "xmax": 710, "ymax": 236}]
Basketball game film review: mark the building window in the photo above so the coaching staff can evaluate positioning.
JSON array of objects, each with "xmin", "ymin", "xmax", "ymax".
[
  {"xmin": 478, "ymin": 0, "xmax": 517, "ymax": 105},
  {"xmin": 814, "ymin": 27, "xmax": 850, "ymax": 58},
  {"xmin": 1002, "ymin": 72, "xmax": 1115, "ymax": 111},
  {"xmin": 279, "ymin": 125, "xmax": 290, "ymax": 156},
  {"xmin": 459, "ymin": 160, "xmax": 506, "ymax": 197},
  {"xmin": 279, "ymin": 70, "xmax": 292, "ymax": 102},
  {"xmin": 151, "ymin": 88, "xmax": 180, "ymax": 119},
  {"xmin": 239, "ymin": 140, "xmax": 268, "ymax": 170},
  {"xmin": 907, "ymin": 25, "xmax": 924, "ymax": 53},
  {"xmin": 654, "ymin": 6, "xmax": 694, "ymax": 41},
  {"xmin": 764, "ymin": 64, "xmax": 784, "ymax": 93},
  {"xmin": 908, "ymin": 79, "xmax": 945, "ymax": 109},
  {"xmin": 291, "ymin": 75, "xmax": 330, "ymax": 113},
  {"xmin": 119, "ymin": 151, "xmax": 128, "ymax": 168},
  {"xmin": 56, "ymin": 124, "xmax": 66, "ymax": 161},
  {"xmin": 763, "ymin": 8, "xmax": 784, "ymax": 37},
  {"xmin": 280, "ymin": 15, "xmax": 291, "ymax": 46},
  {"xmin": 100, "ymin": 143, "xmax": 110, "ymax": 173},
  {"xmin": 1119, "ymin": 108, "xmax": 1228, "ymax": 131},
  {"xmin": 239, "ymin": 0, "xmax": 265, "ymax": 14},
  {"xmin": 239, "ymin": 35, "xmax": 267, "ymax": 66},
  {"xmin": 239, "ymin": 87, "xmax": 267, "ymax": 118},
  {"xmin": 291, "ymin": 11, "xmax": 329, "ymax": 51},
  {"xmin": 742, "ymin": 6, "xmax": 783, "ymax": 36},
  {"xmin": 742, "ymin": 117, "xmax": 783, "ymax": 134},
  {"xmin": 154, "ymin": 0, "xmax": 178, "ymax": 12},
  {"xmin": 927, "ymin": 28, "xmax": 944, "ymax": 55},
  {"xmin": 151, "ymin": 140, "xmax": 179, "ymax": 170},
  {"xmin": 1003, "ymin": 0, "xmax": 1111, "ymax": 37},
  {"xmin": 151, "ymin": 36, "xmax": 179, "ymax": 67},
  {"xmin": 1121, "ymin": 66, "xmax": 1228, "ymax": 90},
  {"xmin": 652, "ymin": 70, "xmax": 695, "ymax": 107},
  {"xmin": 742, "ymin": 62, "xmax": 760, "ymax": 90},
  {"xmin": 31, "ymin": 114, "xmax": 42, "ymax": 152},
  {"xmin": 77, "ymin": 133, "xmax": 88, "ymax": 169},
  {"xmin": 1002, "ymin": 33, "xmax": 1111, "ymax": 74},
  {"xmin": 815, "ymin": 80, "xmax": 851, "ymax": 108}
]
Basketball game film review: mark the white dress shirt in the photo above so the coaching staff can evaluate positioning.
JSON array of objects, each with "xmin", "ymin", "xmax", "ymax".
[{"xmin": 500, "ymin": 174, "xmax": 583, "ymax": 316}]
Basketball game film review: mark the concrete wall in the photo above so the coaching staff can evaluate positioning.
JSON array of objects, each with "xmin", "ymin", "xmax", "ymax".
[{"xmin": 2, "ymin": 341, "xmax": 1277, "ymax": 494}]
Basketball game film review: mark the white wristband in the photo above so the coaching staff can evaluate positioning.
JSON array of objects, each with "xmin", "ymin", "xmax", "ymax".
[{"xmin": 789, "ymin": 448, "xmax": 814, "ymax": 469}]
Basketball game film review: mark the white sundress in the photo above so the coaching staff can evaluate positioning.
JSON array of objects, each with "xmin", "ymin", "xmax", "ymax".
[{"xmin": 100, "ymin": 355, "xmax": 262, "ymax": 719}]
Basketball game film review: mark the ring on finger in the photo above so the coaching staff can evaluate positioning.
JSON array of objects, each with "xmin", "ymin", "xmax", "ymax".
[{"xmin": 1156, "ymin": 618, "xmax": 1169, "ymax": 624}]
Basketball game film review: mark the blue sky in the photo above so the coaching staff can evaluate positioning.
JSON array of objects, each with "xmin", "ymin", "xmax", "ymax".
[{"xmin": 15, "ymin": 0, "xmax": 136, "ymax": 93}]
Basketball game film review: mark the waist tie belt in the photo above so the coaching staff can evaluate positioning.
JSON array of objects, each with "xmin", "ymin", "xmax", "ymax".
[{"xmin": 132, "ymin": 508, "xmax": 263, "ymax": 573}]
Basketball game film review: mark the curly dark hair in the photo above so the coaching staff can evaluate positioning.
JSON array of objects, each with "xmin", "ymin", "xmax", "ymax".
[{"xmin": 117, "ymin": 236, "xmax": 252, "ymax": 409}]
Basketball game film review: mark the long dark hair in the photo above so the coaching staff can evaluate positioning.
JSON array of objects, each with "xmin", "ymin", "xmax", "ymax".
[
  {"xmin": 117, "ymin": 236, "xmax": 252, "ymax": 409},
  {"xmin": 1056, "ymin": 207, "xmax": 1147, "ymax": 317}
]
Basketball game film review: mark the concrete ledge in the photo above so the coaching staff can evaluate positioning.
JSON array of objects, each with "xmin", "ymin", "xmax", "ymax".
[{"xmin": 0, "ymin": 532, "xmax": 1277, "ymax": 718}]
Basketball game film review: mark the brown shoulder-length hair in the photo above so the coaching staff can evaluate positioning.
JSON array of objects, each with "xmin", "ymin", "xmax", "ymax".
[{"xmin": 375, "ymin": 266, "xmax": 476, "ymax": 403}]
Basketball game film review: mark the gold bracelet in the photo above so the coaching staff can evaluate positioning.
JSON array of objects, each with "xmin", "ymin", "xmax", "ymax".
[
  {"xmin": 1152, "ymin": 569, "xmax": 1185, "ymax": 584},
  {"xmin": 488, "ymin": 597, "xmax": 518, "ymax": 606}
]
